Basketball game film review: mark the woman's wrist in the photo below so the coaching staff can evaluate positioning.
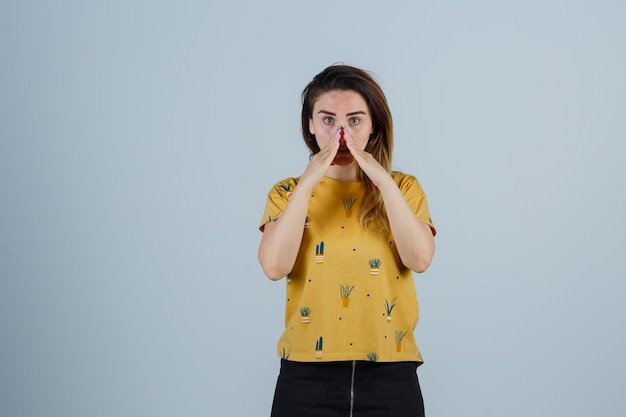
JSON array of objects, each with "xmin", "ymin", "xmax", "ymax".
[{"xmin": 375, "ymin": 173, "xmax": 396, "ymax": 191}]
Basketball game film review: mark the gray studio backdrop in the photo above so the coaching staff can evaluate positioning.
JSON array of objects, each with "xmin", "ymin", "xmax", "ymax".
[{"xmin": 1, "ymin": 0, "xmax": 625, "ymax": 416}]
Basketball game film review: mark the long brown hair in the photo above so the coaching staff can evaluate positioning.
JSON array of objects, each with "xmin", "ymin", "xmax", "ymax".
[{"xmin": 301, "ymin": 64, "xmax": 394, "ymax": 235}]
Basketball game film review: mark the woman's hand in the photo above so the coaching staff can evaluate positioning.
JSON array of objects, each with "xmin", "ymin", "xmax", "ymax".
[
  {"xmin": 299, "ymin": 128, "xmax": 341, "ymax": 191},
  {"xmin": 344, "ymin": 129, "xmax": 392, "ymax": 187}
]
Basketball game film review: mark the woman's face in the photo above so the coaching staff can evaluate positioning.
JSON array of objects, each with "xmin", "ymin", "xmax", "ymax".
[{"xmin": 309, "ymin": 89, "xmax": 373, "ymax": 166}]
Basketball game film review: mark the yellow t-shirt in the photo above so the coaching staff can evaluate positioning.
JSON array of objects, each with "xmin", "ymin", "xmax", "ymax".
[{"xmin": 259, "ymin": 172, "xmax": 435, "ymax": 363}]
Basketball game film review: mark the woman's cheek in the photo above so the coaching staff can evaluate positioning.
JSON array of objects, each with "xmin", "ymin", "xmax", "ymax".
[{"xmin": 316, "ymin": 132, "xmax": 334, "ymax": 148}]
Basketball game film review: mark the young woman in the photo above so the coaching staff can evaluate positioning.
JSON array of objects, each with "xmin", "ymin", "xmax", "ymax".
[{"xmin": 259, "ymin": 64, "xmax": 436, "ymax": 417}]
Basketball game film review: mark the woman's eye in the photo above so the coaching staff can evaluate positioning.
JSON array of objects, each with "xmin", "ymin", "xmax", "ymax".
[
  {"xmin": 323, "ymin": 117, "xmax": 334, "ymax": 125},
  {"xmin": 349, "ymin": 117, "xmax": 360, "ymax": 125}
]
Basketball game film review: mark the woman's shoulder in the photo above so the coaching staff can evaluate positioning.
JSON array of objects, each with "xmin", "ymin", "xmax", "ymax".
[
  {"xmin": 267, "ymin": 176, "xmax": 302, "ymax": 193},
  {"xmin": 391, "ymin": 171, "xmax": 418, "ymax": 184},
  {"xmin": 391, "ymin": 171, "xmax": 427, "ymax": 193}
]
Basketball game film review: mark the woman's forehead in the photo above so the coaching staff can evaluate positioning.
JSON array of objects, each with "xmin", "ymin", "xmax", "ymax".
[{"xmin": 313, "ymin": 90, "xmax": 368, "ymax": 112}]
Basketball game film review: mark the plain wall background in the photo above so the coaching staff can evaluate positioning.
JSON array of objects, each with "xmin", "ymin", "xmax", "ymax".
[{"xmin": 1, "ymin": 0, "xmax": 625, "ymax": 416}]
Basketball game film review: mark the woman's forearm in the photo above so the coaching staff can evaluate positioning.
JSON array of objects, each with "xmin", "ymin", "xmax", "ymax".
[
  {"xmin": 258, "ymin": 184, "xmax": 314, "ymax": 280},
  {"xmin": 378, "ymin": 177, "xmax": 435, "ymax": 273}
]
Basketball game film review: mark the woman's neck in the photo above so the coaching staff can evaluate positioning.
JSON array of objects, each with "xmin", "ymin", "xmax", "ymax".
[{"xmin": 325, "ymin": 162, "xmax": 359, "ymax": 182}]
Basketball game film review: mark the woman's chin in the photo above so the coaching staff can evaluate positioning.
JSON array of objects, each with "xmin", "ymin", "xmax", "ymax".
[{"xmin": 331, "ymin": 154, "xmax": 354, "ymax": 166}]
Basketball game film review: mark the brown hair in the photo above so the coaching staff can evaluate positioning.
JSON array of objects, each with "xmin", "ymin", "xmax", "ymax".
[{"xmin": 301, "ymin": 64, "xmax": 394, "ymax": 235}]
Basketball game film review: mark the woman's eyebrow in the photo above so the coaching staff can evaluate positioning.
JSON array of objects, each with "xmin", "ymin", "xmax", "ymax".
[{"xmin": 317, "ymin": 110, "xmax": 367, "ymax": 116}]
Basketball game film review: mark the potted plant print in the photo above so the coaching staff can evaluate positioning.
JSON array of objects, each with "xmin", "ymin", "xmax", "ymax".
[
  {"xmin": 369, "ymin": 258, "xmax": 381, "ymax": 275},
  {"xmin": 315, "ymin": 336, "xmax": 323, "ymax": 358},
  {"xmin": 395, "ymin": 330, "xmax": 408, "ymax": 352},
  {"xmin": 315, "ymin": 241, "xmax": 325, "ymax": 263},
  {"xmin": 340, "ymin": 285, "xmax": 355, "ymax": 307},
  {"xmin": 300, "ymin": 307, "xmax": 311, "ymax": 323},
  {"xmin": 384, "ymin": 297, "xmax": 397, "ymax": 322},
  {"xmin": 343, "ymin": 197, "xmax": 356, "ymax": 217}
]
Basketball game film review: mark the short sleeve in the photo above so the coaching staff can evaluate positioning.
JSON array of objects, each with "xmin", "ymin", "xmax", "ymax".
[
  {"xmin": 394, "ymin": 173, "xmax": 436, "ymax": 236},
  {"xmin": 259, "ymin": 178, "xmax": 298, "ymax": 232}
]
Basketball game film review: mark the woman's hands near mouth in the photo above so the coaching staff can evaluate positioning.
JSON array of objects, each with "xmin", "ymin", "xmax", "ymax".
[
  {"xmin": 343, "ymin": 128, "xmax": 391, "ymax": 187},
  {"xmin": 299, "ymin": 127, "xmax": 341, "ymax": 191}
]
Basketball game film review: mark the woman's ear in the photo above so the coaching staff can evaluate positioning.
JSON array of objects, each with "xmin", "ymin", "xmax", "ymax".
[{"xmin": 309, "ymin": 119, "xmax": 315, "ymax": 136}]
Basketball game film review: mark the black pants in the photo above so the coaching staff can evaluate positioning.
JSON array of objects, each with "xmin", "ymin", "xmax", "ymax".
[{"xmin": 271, "ymin": 360, "xmax": 425, "ymax": 417}]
